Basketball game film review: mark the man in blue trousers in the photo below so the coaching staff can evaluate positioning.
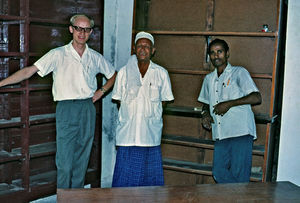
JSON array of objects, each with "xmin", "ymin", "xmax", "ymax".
[{"xmin": 198, "ymin": 38, "xmax": 261, "ymax": 183}]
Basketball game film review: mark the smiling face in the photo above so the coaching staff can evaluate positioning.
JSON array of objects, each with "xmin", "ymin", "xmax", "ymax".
[
  {"xmin": 209, "ymin": 43, "xmax": 229, "ymax": 69},
  {"xmin": 135, "ymin": 38, "xmax": 155, "ymax": 63},
  {"xmin": 69, "ymin": 16, "xmax": 92, "ymax": 46}
]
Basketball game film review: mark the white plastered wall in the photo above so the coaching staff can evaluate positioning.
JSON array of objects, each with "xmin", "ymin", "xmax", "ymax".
[{"xmin": 277, "ymin": 0, "xmax": 300, "ymax": 186}]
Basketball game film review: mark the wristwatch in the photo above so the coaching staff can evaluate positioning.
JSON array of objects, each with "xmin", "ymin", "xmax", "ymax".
[{"xmin": 100, "ymin": 87, "xmax": 107, "ymax": 94}]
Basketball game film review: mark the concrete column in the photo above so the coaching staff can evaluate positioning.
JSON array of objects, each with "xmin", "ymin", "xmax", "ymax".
[{"xmin": 102, "ymin": 0, "xmax": 134, "ymax": 187}]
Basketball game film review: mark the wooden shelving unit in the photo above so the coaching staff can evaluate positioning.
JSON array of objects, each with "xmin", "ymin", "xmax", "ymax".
[{"xmin": 133, "ymin": 0, "xmax": 283, "ymax": 185}]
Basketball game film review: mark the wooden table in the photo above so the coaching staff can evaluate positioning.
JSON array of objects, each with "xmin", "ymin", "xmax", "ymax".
[{"xmin": 57, "ymin": 181, "xmax": 300, "ymax": 202}]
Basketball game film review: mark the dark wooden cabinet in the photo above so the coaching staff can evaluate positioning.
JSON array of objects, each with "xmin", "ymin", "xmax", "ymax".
[
  {"xmin": 133, "ymin": 0, "xmax": 283, "ymax": 185},
  {"xmin": 0, "ymin": 0, "xmax": 103, "ymax": 202}
]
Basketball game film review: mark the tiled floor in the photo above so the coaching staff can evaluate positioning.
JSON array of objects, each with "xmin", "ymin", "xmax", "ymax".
[{"xmin": 30, "ymin": 184, "xmax": 91, "ymax": 203}]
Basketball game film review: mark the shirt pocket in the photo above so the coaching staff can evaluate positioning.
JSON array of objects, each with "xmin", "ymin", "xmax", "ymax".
[
  {"xmin": 150, "ymin": 85, "xmax": 161, "ymax": 101},
  {"xmin": 144, "ymin": 85, "xmax": 162, "ymax": 118},
  {"xmin": 145, "ymin": 100, "xmax": 162, "ymax": 118},
  {"xmin": 222, "ymin": 80, "xmax": 241, "ymax": 101}
]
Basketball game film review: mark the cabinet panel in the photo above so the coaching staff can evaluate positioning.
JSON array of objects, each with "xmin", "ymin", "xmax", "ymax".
[
  {"xmin": 146, "ymin": 0, "xmax": 207, "ymax": 31},
  {"xmin": 169, "ymin": 74, "xmax": 203, "ymax": 107},
  {"xmin": 163, "ymin": 116, "xmax": 203, "ymax": 137},
  {"xmin": 220, "ymin": 37, "xmax": 275, "ymax": 74},
  {"xmin": 153, "ymin": 36, "xmax": 207, "ymax": 70},
  {"xmin": 214, "ymin": 0, "xmax": 278, "ymax": 32}
]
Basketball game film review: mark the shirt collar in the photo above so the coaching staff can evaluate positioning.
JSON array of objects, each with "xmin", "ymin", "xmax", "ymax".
[
  {"xmin": 149, "ymin": 60, "xmax": 155, "ymax": 70},
  {"xmin": 224, "ymin": 63, "xmax": 232, "ymax": 73},
  {"xmin": 212, "ymin": 63, "xmax": 232, "ymax": 76},
  {"xmin": 131, "ymin": 54, "xmax": 154, "ymax": 70},
  {"xmin": 67, "ymin": 41, "xmax": 89, "ymax": 59}
]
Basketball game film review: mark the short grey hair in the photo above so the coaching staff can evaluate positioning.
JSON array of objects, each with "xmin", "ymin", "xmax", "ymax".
[{"xmin": 70, "ymin": 14, "xmax": 94, "ymax": 28}]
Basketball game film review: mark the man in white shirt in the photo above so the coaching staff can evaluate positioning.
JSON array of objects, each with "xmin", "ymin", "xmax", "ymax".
[
  {"xmin": 198, "ymin": 38, "xmax": 262, "ymax": 183},
  {"xmin": 0, "ymin": 14, "xmax": 116, "ymax": 188},
  {"xmin": 111, "ymin": 31, "xmax": 174, "ymax": 187}
]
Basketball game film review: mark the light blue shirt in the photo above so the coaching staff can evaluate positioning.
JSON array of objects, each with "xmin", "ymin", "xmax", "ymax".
[
  {"xmin": 198, "ymin": 63, "xmax": 259, "ymax": 140},
  {"xmin": 112, "ymin": 55, "xmax": 174, "ymax": 146},
  {"xmin": 35, "ymin": 41, "xmax": 115, "ymax": 101}
]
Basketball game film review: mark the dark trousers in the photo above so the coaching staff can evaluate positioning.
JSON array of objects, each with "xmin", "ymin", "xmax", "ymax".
[
  {"xmin": 212, "ymin": 135, "xmax": 253, "ymax": 183},
  {"xmin": 55, "ymin": 98, "xmax": 96, "ymax": 188}
]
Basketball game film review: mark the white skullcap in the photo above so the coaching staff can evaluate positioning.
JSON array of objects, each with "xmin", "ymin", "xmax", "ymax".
[{"xmin": 135, "ymin": 31, "xmax": 154, "ymax": 45}]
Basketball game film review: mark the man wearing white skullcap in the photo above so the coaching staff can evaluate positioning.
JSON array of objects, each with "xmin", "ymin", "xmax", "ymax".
[
  {"xmin": 111, "ymin": 31, "xmax": 174, "ymax": 187},
  {"xmin": 134, "ymin": 31, "xmax": 154, "ymax": 45}
]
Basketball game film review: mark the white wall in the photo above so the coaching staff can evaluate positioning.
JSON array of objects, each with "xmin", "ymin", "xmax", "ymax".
[
  {"xmin": 102, "ymin": 0, "xmax": 134, "ymax": 187},
  {"xmin": 277, "ymin": 0, "xmax": 300, "ymax": 186}
]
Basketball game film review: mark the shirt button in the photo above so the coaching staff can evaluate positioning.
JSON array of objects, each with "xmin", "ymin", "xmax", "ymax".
[{"xmin": 218, "ymin": 122, "xmax": 220, "ymax": 124}]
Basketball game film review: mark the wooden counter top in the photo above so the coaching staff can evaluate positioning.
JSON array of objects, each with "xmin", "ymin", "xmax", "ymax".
[{"xmin": 57, "ymin": 181, "xmax": 300, "ymax": 203}]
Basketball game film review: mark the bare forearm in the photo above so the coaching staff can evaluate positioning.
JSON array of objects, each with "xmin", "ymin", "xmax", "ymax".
[
  {"xmin": 213, "ymin": 92, "xmax": 261, "ymax": 116},
  {"xmin": 92, "ymin": 72, "xmax": 117, "ymax": 103},
  {"xmin": 230, "ymin": 92, "xmax": 262, "ymax": 107},
  {"xmin": 0, "ymin": 65, "xmax": 38, "ymax": 87},
  {"xmin": 202, "ymin": 103, "xmax": 210, "ymax": 112},
  {"xmin": 102, "ymin": 71, "xmax": 117, "ymax": 92}
]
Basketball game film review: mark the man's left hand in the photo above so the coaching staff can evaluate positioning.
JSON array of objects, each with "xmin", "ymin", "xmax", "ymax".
[
  {"xmin": 92, "ymin": 90, "xmax": 104, "ymax": 103},
  {"xmin": 213, "ymin": 101, "xmax": 232, "ymax": 116}
]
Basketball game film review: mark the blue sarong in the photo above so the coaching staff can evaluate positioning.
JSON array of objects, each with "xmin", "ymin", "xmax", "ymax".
[{"xmin": 112, "ymin": 146, "xmax": 164, "ymax": 187}]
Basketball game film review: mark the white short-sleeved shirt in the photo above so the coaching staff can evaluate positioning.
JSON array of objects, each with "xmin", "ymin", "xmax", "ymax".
[
  {"xmin": 112, "ymin": 55, "xmax": 174, "ymax": 146},
  {"xmin": 198, "ymin": 63, "xmax": 259, "ymax": 140},
  {"xmin": 34, "ymin": 41, "xmax": 115, "ymax": 101}
]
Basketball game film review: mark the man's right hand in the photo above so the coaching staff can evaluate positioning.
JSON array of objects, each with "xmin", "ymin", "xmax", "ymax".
[{"xmin": 202, "ymin": 114, "xmax": 214, "ymax": 130}]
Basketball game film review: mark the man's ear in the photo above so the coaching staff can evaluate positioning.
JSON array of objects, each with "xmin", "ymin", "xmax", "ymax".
[
  {"xmin": 226, "ymin": 51, "xmax": 230, "ymax": 59},
  {"xmin": 132, "ymin": 44, "xmax": 136, "ymax": 54},
  {"xmin": 151, "ymin": 47, "xmax": 156, "ymax": 55},
  {"xmin": 151, "ymin": 47, "xmax": 156, "ymax": 58},
  {"xmin": 69, "ymin": 26, "xmax": 73, "ymax": 34}
]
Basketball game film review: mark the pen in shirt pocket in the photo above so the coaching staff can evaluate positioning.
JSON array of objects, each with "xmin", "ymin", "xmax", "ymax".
[{"xmin": 227, "ymin": 78, "xmax": 230, "ymax": 86}]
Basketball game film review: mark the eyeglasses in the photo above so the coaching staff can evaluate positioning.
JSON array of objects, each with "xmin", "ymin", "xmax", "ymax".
[{"xmin": 72, "ymin": 25, "xmax": 92, "ymax": 33}]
